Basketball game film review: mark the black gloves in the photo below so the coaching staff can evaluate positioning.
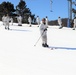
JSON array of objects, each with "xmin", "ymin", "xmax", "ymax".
[{"xmin": 44, "ymin": 29, "xmax": 47, "ymax": 31}]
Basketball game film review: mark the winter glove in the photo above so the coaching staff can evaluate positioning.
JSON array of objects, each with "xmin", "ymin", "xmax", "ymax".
[{"xmin": 44, "ymin": 29, "xmax": 47, "ymax": 31}]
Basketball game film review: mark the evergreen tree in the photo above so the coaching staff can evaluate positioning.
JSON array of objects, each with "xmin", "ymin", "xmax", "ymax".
[
  {"xmin": 0, "ymin": 1, "xmax": 15, "ymax": 15},
  {"xmin": 0, "ymin": 0, "xmax": 35, "ymax": 23},
  {"xmin": 16, "ymin": 0, "xmax": 27, "ymax": 16},
  {"xmin": 16, "ymin": 0, "xmax": 35, "ymax": 23}
]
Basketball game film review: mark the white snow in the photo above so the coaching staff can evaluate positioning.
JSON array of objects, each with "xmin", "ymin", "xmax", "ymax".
[{"xmin": 0, "ymin": 21, "xmax": 76, "ymax": 75}]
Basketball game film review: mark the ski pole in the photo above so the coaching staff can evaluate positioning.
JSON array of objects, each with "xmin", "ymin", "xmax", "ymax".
[{"xmin": 34, "ymin": 31, "xmax": 44, "ymax": 46}]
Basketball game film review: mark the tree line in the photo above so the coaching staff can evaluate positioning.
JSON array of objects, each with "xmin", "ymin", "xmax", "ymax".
[{"xmin": 0, "ymin": 0, "xmax": 35, "ymax": 23}]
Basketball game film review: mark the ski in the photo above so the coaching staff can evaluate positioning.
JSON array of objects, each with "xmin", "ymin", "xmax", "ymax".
[
  {"xmin": 42, "ymin": 46, "xmax": 57, "ymax": 50},
  {"xmin": 48, "ymin": 46, "xmax": 58, "ymax": 50}
]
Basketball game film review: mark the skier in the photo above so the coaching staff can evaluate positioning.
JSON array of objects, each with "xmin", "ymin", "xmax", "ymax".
[
  {"xmin": 28, "ymin": 16, "xmax": 32, "ymax": 27},
  {"xmin": 73, "ymin": 17, "xmax": 76, "ymax": 30},
  {"xmin": 4, "ymin": 14, "xmax": 10, "ymax": 30},
  {"xmin": 17, "ymin": 15, "xmax": 22, "ymax": 26},
  {"xmin": 10, "ymin": 17, "xmax": 13, "ymax": 25},
  {"xmin": 39, "ymin": 18, "xmax": 49, "ymax": 47},
  {"xmin": 36, "ymin": 16, "xmax": 40, "ymax": 27},
  {"xmin": 45, "ymin": 16, "xmax": 48, "ymax": 26},
  {"xmin": 2, "ymin": 15, "xmax": 5, "ymax": 25},
  {"xmin": 58, "ymin": 17, "xmax": 63, "ymax": 29}
]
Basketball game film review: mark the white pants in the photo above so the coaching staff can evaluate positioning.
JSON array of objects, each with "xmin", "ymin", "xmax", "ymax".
[
  {"xmin": 73, "ymin": 24, "xmax": 76, "ymax": 29},
  {"xmin": 29, "ymin": 22, "xmax": 31, "ymax": 26},
  {"xmin": 5, "ymin": 22, "xmax": 9, "ymax": 29},
  {"xmin": 59, "ymin": 23, "xmax": 62, "ymax": 27},
  {"xmin": 37, "ymin": 22, "xmax": 40, "ymax": 26},
  {"xmin": 11, "ymin": 20, "xmax": 13, "ymax": 25},
  {"xmin": 42, "ymin": 35, "xmax": 47, "ymax": 44},
  {"xmin": 40, "ymin": 30, "xmax": 47, "ymax": 44}
]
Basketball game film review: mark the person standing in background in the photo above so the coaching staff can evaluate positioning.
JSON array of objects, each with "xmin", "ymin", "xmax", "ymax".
[
  {"xmin": 10, "ymin": 16, "xmax": 13, "ymax": 25},
  {"xmin": 45, "ymin": 16, "xmax": 49, "ymax": 28},
  {"xmin": 73, "ymin": 17, "xmax": 76, "ymax": 30},
  {"xmin": 58, "ymin": 17, "xmax": 63, "ymax": 29},
  {"xmin": 28, "ymin": 15, "xmax": 32, "ymax": 27},
  {"xmin": 4, "ymin": 14, "xmax": 10, "ymax": 30},
  {"xmin": 17, "ymin": 15, "xmax": 22, "ymax": 26},
  {"xmin": 36, "ymin": 16, "xmax": 40, "ymax": 27}
]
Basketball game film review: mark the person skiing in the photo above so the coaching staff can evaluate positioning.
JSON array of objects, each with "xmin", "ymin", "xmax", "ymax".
[
  {"xmin": 58, "ymin": 17, "xmax": 63, "ymax": 29},
  {"xmin": 73, "ymin": 17, "xmax": 76, "ymax": 30},
  {"xmin": 28, "ymin": 16, "xmax": 32, "ymax": 27},
  {"xmin": 10, "ymin": 17, "xmax": 13, "ymax": 25},
  {"xmin": 4, "ymin": 14, "xmax": 10, "ymax": 30},
  {"xmin": 17, "ymin": 15, "xmax": 22, "ymax": 26},
  {"xmin": 45, "ymin": 16, "xmax": 48, "ymax": 26},
  {"xmin": 36, "ymin": 16, "xmax": 40, "ymax": 27},
  {"xmin": 39, "ymin": 18, "xmax": 49, "ymax": 47},
  {"xmin": 2, "ymin": 15, "xmax": 5, "ymax": 25}
]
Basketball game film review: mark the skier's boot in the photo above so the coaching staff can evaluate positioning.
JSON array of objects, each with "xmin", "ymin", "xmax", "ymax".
[
  {"xmin": 42, "ymin": 43, "xmax": 46, "ymax": 47},
  {"xmin": 73, "ymin": 28, "xmax": 75, "ymax": 30},
  {"xmin": 5, "ymin": 27, "xmax": 7, "ymax": 29},
  {"xmin": 45, "ymin": 43, "xmax": 49, "ymax": 47},
  {"xmin": 8, "ymin": 27, "xmax": 9, "ymax": 30},
  {"xmin": 29, "ymin": 25, "xmax": 31, "ymax": 27},
  {"xmin": 59, "ymin": 26, "xmax": 63, "ymax": 29}
]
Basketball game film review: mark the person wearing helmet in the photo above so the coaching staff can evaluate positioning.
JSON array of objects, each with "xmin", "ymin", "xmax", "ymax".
[{"xmin": 39, "ymin": 18, "xmax": 49, "ymax": 47}]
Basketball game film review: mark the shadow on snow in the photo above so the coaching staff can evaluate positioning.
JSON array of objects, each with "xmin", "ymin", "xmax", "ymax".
[
  {"xmin": 49, "ymin": 46, "xmax": 76, "ymax": 50},
  {"xmin": 9, "ymin": 29, "xmax": 31, "ymax": 32}
]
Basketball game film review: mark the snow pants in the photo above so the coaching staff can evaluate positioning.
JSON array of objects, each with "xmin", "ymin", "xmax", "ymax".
[
  {"xmin": 5, "ymin": 22, "xmax": 9, "ymax": 29},
  {"xmin": 73, "ymin": 24, "xmax": 76, "ymax": 29},
  {"xmin": 41, "ymin": 31, "xmax": 47, "ymax": 44}
]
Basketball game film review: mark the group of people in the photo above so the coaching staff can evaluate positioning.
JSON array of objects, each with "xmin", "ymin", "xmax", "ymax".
[
  {"xmin": 2, "ymin": 14, "xmax": 22, "ymax": 30},
  {"xmin": 2, "ymin": 14, "xmax": 13, "ymax": 30},
  {"xmin": 27, "ymin": 15, "xmax": 40, "ymax": 27},
  {"xmin": 2, "ymin": 14, "xmax": 49, "ymax": 29},
  {"xmin": 28, "ymin": 16, "xmax": 49, "ymax": 47},
  {"xmin": 28, "ymin": 16, "xmax": 48, "ymax": 27},
  {"xmin": 58, "ymin": 16, "xmax": 76, "ymax": 30},
  {"xmin": 40, "ymin": 16, "xmax": 76, "ymax": 47},
  {"xmin": 2, "ymin": 14, "xmax": 49, "ymax": 47},
  {"xmin": 37, "ymin": 16, "xmax": 76, "ymax": 47},
  {"xmin": 2, "ymin": 14, "xmax": 76, "ymax": 48}
]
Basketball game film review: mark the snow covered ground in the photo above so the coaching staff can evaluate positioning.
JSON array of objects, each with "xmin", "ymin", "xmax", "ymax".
[{"xmin": 0, "ymin": 21, "xmax": 76, "ymax": 75}]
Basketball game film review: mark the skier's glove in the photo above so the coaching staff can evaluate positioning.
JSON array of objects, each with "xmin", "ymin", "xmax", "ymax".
[{"xmin": 44, "ymin": 29, "xmax": 47, "ymax": 31}]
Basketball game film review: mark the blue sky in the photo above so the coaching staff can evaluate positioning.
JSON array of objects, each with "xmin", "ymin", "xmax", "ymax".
[{"xmin": 0, "ymin": 0, "xmax": 76, "ymax": 20}]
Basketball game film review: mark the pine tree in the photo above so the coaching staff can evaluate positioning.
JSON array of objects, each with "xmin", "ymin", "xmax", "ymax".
[
  {"xmin": 0, "ymin": 1, "xmax": 15, "ymax": 15},
  {"xmin": 16, "ymin": 0, "xmax": 35, "ymax": 23}
]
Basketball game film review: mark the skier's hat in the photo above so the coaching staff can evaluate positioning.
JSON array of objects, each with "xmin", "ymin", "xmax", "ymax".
[{"xmin": 42, "ymin": 18, "xmax": 46, "ymax": 21}]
